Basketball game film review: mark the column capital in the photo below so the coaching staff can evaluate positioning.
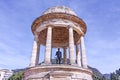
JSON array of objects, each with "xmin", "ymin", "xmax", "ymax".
[
  {"xmin": 76, "ymin": 35, "xmax": 85, "ymax": 44},
  {"xmin": 34, "ymin": 33, "xmax": 39, "ymax": 41},
  {"xmin": 34, "ymin": 34, "xmax": 41, "ymax": 45},
  {"xmin": 67, "ymin": 25, "xmax": 73, "ymax": 29},
  {"xmin": 78, "ymin": 25, "xmax": 84, "ymax": 36},
  {"xmin": 46, "ymin": 25, "xmax": 53, "ymax": 28},
  {"xmin": 80, "ymin": 36, "xmax": 85, "ymax": 44},
  {"xmin": 34, "ymin": 31, "xmax": 39, "ymax": 36}
]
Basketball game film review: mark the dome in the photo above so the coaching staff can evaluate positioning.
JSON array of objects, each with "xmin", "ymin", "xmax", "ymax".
[{"xmin": 42, "ymin": 6, "xmax": 77, "ymax": 16}]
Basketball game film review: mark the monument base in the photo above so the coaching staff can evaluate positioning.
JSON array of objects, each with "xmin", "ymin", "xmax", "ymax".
[{"xmin": 24, "ymin": 64, "xmax": 93, "ymax": 80}]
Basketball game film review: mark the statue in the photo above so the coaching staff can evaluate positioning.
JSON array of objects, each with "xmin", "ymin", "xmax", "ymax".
[{"xmin": 55, "ymin": 48, "xmax": 62, "ymax": 64}]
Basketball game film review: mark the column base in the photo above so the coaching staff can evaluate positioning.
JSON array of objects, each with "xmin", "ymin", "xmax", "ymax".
[
  {"xmin": 41, "ymin": 63, "xmax": 52, "ymax": 65},
  {"xmin": 70, "ymin": 63, "xmax": 78, "ymax": 66}
]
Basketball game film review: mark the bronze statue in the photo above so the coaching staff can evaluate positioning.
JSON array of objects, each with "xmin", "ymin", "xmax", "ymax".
[{"xmin": 56, "ymin": 48, "xmax": 62, "ymax": 64}]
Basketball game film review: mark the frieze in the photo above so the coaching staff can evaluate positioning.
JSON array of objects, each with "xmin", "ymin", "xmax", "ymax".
[{"xmin": 31, "ymin": 13, "xmax": 86, "ymax": 34}]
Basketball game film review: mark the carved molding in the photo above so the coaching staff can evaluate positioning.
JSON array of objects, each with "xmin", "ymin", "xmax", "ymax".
[{"xmin": 31, "ymin": 13, "xmax": 86, "ymax": 35}]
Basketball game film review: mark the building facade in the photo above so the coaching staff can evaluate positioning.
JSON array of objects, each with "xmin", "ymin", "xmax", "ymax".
[
  {"xmin": 0, "ymin": 69, "xmax": 13, "ymax": 80},
  {"xmin": 24, "ymin": 6, "xmax": 93, "ymax": 80}
]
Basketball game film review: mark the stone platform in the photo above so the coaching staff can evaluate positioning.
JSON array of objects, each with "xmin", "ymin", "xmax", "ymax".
[{"xmin": 24, "ymin": 64, "xmax": 92, "ymax": 80}]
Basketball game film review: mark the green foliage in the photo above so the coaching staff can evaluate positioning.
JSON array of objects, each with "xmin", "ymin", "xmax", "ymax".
[
  {"xmin": 92, "ymin": 75, "xmax": 107, "ymax": 80},
  {"xmin": 102, "ymin": 76, "xmax": 107, "ymax": 80},
  {"xmin": 110, "ymin": 68, "xmax": 120, "ymax": 80},
  {"xmin": 92, "ymin": 75, "xmax": 100, "ymax": 80},
  {"xmin": 8, "ymin": 71, "xmax": 24, "ymax": 80}
]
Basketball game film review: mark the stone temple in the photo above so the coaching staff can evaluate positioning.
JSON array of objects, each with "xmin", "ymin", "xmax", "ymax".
[{"xmin": 24, "ymin": 6, "xmax": 93, "ymax": 80}]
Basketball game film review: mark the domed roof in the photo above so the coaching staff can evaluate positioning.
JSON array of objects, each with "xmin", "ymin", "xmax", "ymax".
[{"xmin": 42, "ymin": 6, "xmax": 77, "ymax": 16}]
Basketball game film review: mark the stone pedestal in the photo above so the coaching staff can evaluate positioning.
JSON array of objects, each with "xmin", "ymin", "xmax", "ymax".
[{"xmin": 24, "ymin": 65, "xmax": 93, "ymax": 80}]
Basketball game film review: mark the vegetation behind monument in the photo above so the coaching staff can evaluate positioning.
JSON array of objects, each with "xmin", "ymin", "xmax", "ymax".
[{"xmin": 8, "ymin": 71, "xmax": 23, "ymax": 80}]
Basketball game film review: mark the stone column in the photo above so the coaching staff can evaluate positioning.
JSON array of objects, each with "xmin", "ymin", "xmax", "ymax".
[
  {"xmin": 63, "ymin": 47, "xmax": 67, "ymax": 64},
  {"xmin": 36, "ymin": 44, "xmax": 40, "ymax": 65},
  {"xmin": 29, "ymin": 35, "xmax": 40, "ymax": 67},
  {"xmin": 80, "ymin": 36, "xmax": 87, "ymax": 68},
  {"xmin": 76, "ymin": 44, "xmax": 81, "ymax": 67},
  {"xmin": 44, "ymin": 26, "xmax": 52, "ymax": 64},
  {"xmin": 69, "ymin": 26, "xmax": 75, "ymax": 65}
]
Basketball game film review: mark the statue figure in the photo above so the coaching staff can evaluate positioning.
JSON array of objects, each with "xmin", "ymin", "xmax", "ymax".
[{"xmin": 55, "ymin": 48, "xmax": 62, "ymax": 64}]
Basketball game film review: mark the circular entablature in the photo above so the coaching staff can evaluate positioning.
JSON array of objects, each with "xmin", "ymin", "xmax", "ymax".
[{"xmin": 31, "ymin": 13, "xmax": 87, "ymax": 35}]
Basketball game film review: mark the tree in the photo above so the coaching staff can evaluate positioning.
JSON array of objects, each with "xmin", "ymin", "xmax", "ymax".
[
  {"xmin": 110, "ymin": 72, "xmax": 117, "ymax": 80},
  {"xmin": 102, "ymin": 76, "xmax": 107, "ymax": 80},
  {"xmin": 92, "ymin": 75, "xmax": 100, "ymax": 80},
  {"xmin": 8, "ymin": 71, "xmax": 24, "ymax": 80},
  {"xmin": 109, "ymin": 68, "xmax": 120, "ymax": 80},
  {"xmin": 116, "ymin": 69, "xmax": 120, "ymax": 76}
]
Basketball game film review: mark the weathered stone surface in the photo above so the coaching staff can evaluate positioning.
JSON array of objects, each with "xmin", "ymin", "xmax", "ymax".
[
  {"xmin": 25, "ymin": 6, "xmax": 93, "ymax": 80},
  {"xmin": 29, "ymin": 38, "xmax": 40, "ymax": 67},
  {"xmin": 24, "ymin": 65, "xmax": 92, "ymax": 80},
  {"xmin": 43, "ymin": 6, "xmax": 77, "ymax": 16},
  {"xmin": 44, "ymin": 26, "xmax": 52, "ymax": 64}
]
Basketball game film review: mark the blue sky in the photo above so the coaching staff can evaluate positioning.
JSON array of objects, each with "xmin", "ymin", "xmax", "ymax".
[{"xmin": 0, "ymin": 0, "xmax": 120, "ymax": 74}]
